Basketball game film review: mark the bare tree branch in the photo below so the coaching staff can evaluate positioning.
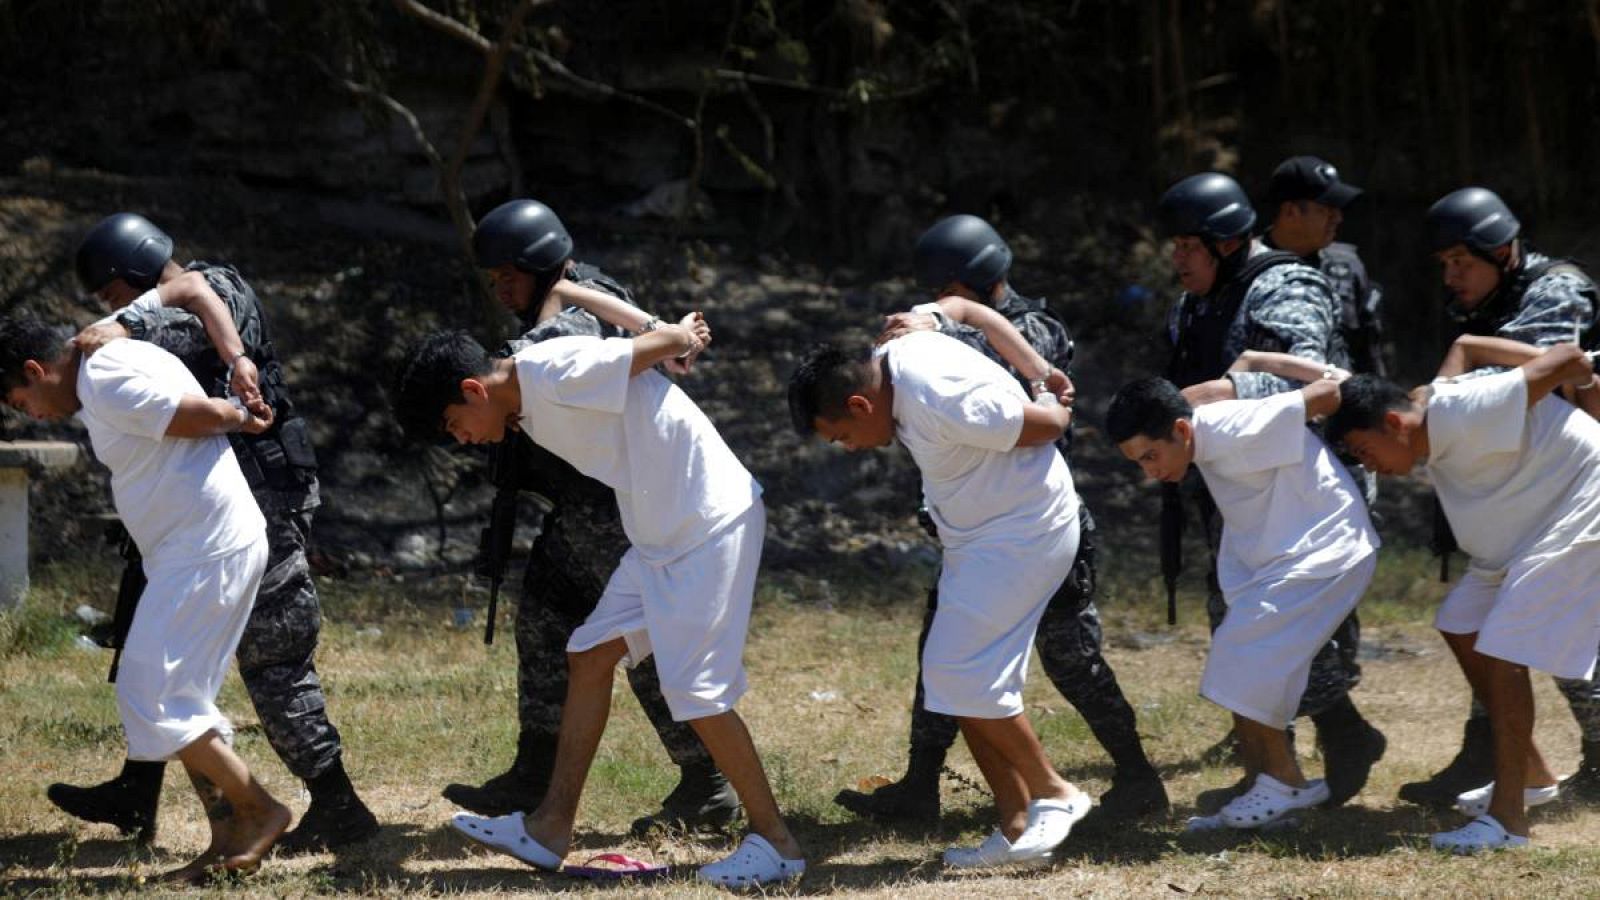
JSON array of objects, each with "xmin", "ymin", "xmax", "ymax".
[{"xmin": 390, "ymin": 0, "xmax": 493, "ymax": 53}]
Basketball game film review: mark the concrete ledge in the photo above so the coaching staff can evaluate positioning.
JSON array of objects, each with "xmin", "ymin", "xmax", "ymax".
[
  {"xmin": 0, "ymin": 440, "xmax": 83, "ymax": 468},
  {"xmin": 1, "ymin": 440, "xmax": 84, "ymax": 610}
]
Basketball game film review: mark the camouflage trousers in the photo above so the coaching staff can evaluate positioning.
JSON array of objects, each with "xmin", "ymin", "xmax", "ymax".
[
  {"xmin": 231, "ymin": 490, "xmax": 345, "ymax": 780},
  {"xmin": 514, "ymin": 507, "xmax": 711, "ymax": 769},
  {"xmin": 908, "ymin": 506, "xmax": 1155, "ymax": 775}
]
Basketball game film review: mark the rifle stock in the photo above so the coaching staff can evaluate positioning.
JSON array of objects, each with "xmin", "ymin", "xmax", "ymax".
[
  {"xmin": 1159, "ymin": 483, "xmax": 1183, "ymax": 625},
  {"xmin": 106, "ymin": 524, "xmax": 146, "ymax": 683},
  {"xmin": 477, "ymin": 436, "xmax": 530, "ymax": 644}
]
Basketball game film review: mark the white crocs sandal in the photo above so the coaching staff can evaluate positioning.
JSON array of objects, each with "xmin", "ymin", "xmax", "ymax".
[
  {"xmin": 943, "ymin": 829, "xmax": 1015, "ymax": 869},
  {"xmin": 1430, "ymin": 814, "xmax": 1531, "ymax": 854},
  {"xmin": 1008, "ymin": 794, "xmax": 1092, "ymax": 862},
  {"xmin": 697, "ymin": 834, "xmax": 805, "ymax": 888},
  {"xmin": 450, "ymin": 812, "xmax": 562, "ymax": 871},
  {"xmin": 1454, "ymin": 781, "xmax": 1560, "ymax": 817},
  {"xmin": 1218, "ymin": 775, "xmax": 1329, "ymax": 828}
]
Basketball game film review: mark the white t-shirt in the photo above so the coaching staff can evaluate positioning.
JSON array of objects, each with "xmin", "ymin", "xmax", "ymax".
[
  {"xmin": 75, "ymin": 339, "xmax": 264, "ymax": 567},
  {"xmin": 514, "ymin": 336, "xmax": 760, "ymax": 564},
  {"xmin": 879, "ymin": 331, "xmax": 1076, "ymax": 548},
  {"xmin": 1427, "ymin": 369, "xmax": 1600, "ymax": 570},
  {"xmin": 1191, "ymin": 390, "xmax": 1378, "ymax": 594}
]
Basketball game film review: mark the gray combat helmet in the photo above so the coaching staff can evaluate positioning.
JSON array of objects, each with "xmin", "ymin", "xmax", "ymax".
[
  {"xmin": 1157, "ymin": 173, "xmax": 1257, "ymax": 243},
  {"xmin": 1426, "ymin": 187, "xmax": 1521, "ymax": 254},
  {"xmin": 913, "ymin": 214, "xmax": 1013, "ymax": 293},
  {"xmin": 472, "ymin": 199, "xmax": 574, "ymax": 274},
  {"xmin": 75, "ymin": 213, "xmax": 175, "ymax": 292}
]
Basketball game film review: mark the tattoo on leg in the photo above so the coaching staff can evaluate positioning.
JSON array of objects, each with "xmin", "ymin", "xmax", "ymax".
[{"xmin": 188, "ymin": 773, "xmax": 235, "ymax": 822}]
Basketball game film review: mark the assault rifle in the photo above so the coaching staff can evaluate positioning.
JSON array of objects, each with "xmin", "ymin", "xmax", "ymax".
[
  {"xmin": 476, "ymin": 435, "xmax": 531, "ymax": 645},
  {"xmin": 105, "ymin": 522, "xmax": 146, "ymax": 683},
  {"xmin": 1159, "ymin": 482, "xmax": 1182, "ymax": 625}
]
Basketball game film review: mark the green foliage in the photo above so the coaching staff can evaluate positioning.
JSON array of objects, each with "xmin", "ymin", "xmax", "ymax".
[{"xmin": 0, "ymin": 597, "xmax": 76, "ymax": 660}]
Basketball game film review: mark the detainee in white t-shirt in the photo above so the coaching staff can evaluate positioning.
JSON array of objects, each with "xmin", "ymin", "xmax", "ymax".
[
  {"xmin": 1326, "ymin": 343, "xmax": 1600, "ymax": 854},
  {"xmin": 0, "ymin": 313, "xmax": 287, "ymax": 883},
  {"xmin": 789, "ymin": 331, "xmax": 1091, "ymax": 870},
  {"xmin": 1108, "ymin": 372, "xmax": 1378, "ymax": 831},
  {"xmin": 392, "ymin": 319, "xmax": 804, "ymax": 889}
]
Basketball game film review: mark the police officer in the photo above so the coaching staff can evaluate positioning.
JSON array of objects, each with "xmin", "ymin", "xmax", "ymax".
[
  {"xmin": 832, "ymin": 215, "xmax": 1169, "ymax": 824},
  {"xmin": 1398, "ymin": 186, "xmax": 1600, "ymax": 807},
  {"xmin": 1260, "ymin": 156, "xmax": 1386, "ymax": 376},
  {"xmin": 1158, "ymin": 173, "xmax": 1387, "ymax": 808},
  {"xmin": 52, "ymin": 213, "xmax": 378, "ymax": 852},
  {"xmin": 440, "ymin": 199, "xmax": 737, "ymax": 834}
]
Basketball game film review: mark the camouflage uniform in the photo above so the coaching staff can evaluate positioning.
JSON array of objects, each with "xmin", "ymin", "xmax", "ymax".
[
  {"xmin": 1445, "ymin": 251, "xmax": 1600, "ymax": 742},
  {"xmin": 903, "ymin": 287, "xmax": 1158, "ymax": 779},
  {"xmin": 502, "ymin": 263, "xmax": 709, "ymax": 767},
  {"xmin": 1166, "ymin": 244, "xmax": 1363, "ymax": 719},
  {"xmin": 116, "ymin": 263, "xmax": 341, "ymax": 779}
]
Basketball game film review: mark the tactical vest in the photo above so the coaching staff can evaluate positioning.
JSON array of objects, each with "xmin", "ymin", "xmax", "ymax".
[
  {"xmin": 1318, "ymin": 243, "xmax": 1386, "ymax": 375},
  {"xmin": 190, "ymin": 264, "xmax": 317, "ymax": 492},
  {"xmin": 1454, "ymin": 254, "xmax": 1599, "ymax": 348},
  {"xmin": 1168, "ymin": 250, "xmax": 1303, "ymax": 387}
]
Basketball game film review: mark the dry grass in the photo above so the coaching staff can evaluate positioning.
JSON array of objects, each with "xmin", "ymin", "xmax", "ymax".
[{"xmin": 4, "ymin": 551, "xmax": 1600, "ymax": 897}]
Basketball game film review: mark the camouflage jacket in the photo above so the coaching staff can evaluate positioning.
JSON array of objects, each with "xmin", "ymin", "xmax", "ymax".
[
  {"xmin": 113, "ymin": 261, "xmax": 318, "ymax": 503},
  {"xmin": 1448, "ymin": 250, "xmax": 1597, "ymax": 365},
  {"xmin": 1168, "ymin": 241, "xmax": 1349, "ymax": 401},
  {"xmin": 498, "ymin": 261, "xmax": 638, "ymax": 514},
  {"xmin": 936, "ymin": 284, "xmax": 1076, "ymax": 455}
]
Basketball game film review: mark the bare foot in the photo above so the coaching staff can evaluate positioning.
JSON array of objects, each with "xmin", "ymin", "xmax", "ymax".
[
  {"xmin": 220, "ymin": 799, "xmax": 292, "ymax": 874},
  {"xmin": 159, "ymin": 850, "xmax": 228, "ymax": 886}
]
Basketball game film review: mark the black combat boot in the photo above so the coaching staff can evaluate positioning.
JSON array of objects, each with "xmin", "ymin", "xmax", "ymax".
[
  {"xmin": 1314, "ymin": 697, "xmax": 1387, "ymax": 807},
  {"xmin": 832, "ymin": 745, "xmax": 943, "ymax": 823},
  {"xmin": 1096, "ymin": 766, "xmax": 1170, "ymax": 821},
  {"xmin": 47, "ymin": 759, "xmax": 165, "ymax": 843},
  {"xmin": 441, "ymin": 732, "xmax": 557, "ymax": 816},
  {"xmin": 277, "ymin": 759, "xmax": 380, "ymax": 854},
  {"xmin": 1397, "ymin": 716, "xmax": 1493, "ymax": 808},
  {"xmin": 1557, "ymin": 738, "xmax": 1600, "ymax": 805},
  {"xmin": 629, "ymin": 761, "xmax": 743, "ymax": 836}
]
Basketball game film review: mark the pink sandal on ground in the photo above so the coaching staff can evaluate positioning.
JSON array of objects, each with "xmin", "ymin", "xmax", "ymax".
[{"xmin": 565, "ymin": 853, "xmax": 669, "ymax": 881}]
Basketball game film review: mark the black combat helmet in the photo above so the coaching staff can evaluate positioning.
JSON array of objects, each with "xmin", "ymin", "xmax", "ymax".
[
  {"xmin": 1157, "ymin": 173, "xmax": 1257, "ymax": 243},
  {"xmin": 75, "ymin": 213, "xmax": 175, "ymax": 293},
  {"xmin": 913, "ymin": 214, "xmax": 1013, "ymax": 293},
  {"xmin": 1425, "ymin": 187, "xmax": 1520, "ymax": 255},
  {"xmin": 472, "ymin": 199, "xmax": 574, "ymax": 274}
]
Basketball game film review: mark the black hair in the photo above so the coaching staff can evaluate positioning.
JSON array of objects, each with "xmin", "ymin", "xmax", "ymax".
[
  {"xmin": 1324, "ymin": 374, "xmax": 1414, "ymax": 447},
  {"xmin": 0, "ymin": 313, "xmax": 71, "ymax": 393},
  {"xmin": 1105, "ymin": 377, "xmax": 1192, "ymax": 444},
  {"xmin": 787, "ymin": 344, "xmax": 872, "ymax": 436},
  {"xmin": 390, "ymin": 330, "xmax": 493, "ymax": 442}
]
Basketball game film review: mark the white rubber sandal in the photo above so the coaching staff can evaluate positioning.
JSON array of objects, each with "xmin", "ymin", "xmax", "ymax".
[
  {"xmin": 1430, "ymin": 814, "xmax": 1531, "ymax": 854},
  {"xmin": 450, "ymin": 812, "xmax": 562, "ymax": 871},
  {"xmin": 696, "ymin": 834, "xmax": 805, "ymax": 888},
  {"xmin": 1454, "ymin": 781, "xmax": 1561, "ymax": 817},
  {"xmin": 942, "ymin": 829, "xmax": 1015, "ymax": 869},
  {"xmin": 1218, "ymin": 775, "xmax": 1329, "ymax": 828},
  {"xmin": 1008, "ymin": 794, "xmax": 1092, "ymax": 862}
]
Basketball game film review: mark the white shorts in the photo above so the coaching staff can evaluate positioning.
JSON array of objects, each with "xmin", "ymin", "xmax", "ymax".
[
  {"xmin": 922, "ymin": 514, "xmax": 1079, "ymax": 719},
  {"xmin": 1201, "ymin": 554, "xmax": 1376, "ymax": 728},
  {"xmin": 1436, "ymin": 546, "xmax": 1600, "ymax": 680},
  {"xmin": 117, "ymin": 537, "xmax": 268, "ymax": 760},
  {"xmin": 569, "ymin": 501, "xmax": 764, "ymax": 721}
]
